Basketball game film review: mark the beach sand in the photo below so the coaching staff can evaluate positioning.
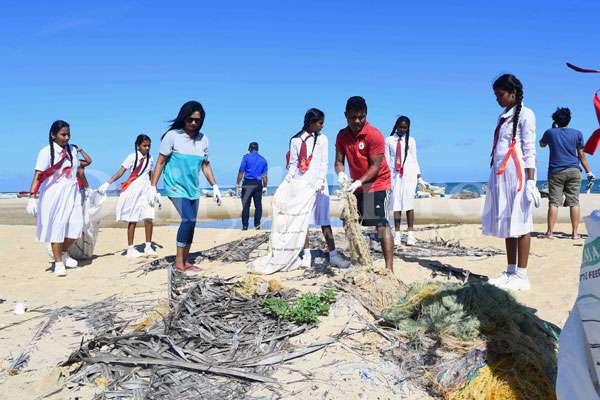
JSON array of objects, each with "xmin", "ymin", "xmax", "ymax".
[
  {"xmin": 2, "ymin": 194, "xmax": 598, "ymax": 226},
  {"xmin": 0, "ymin": 220, "xmax": 586, "ymax": 399}
]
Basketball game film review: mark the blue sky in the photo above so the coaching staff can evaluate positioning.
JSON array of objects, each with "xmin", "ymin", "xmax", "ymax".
[{"xmin": 2, "ymin": 0, "xmax": 600, "ymax": 191}]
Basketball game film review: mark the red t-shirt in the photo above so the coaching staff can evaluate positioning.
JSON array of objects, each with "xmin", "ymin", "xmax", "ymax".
[{"xmin": 335, "ymin": 122, "xmax": 391, "ymax": 192}]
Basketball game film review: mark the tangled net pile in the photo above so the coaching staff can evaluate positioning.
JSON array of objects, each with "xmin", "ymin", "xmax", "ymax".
[
  {"xmin": 339, "ymin": 190, "xmax": 375, "ymax": 269},
  {"xmin": 381, "ymin": 282, "xmax": 560, "ymax": 400}
]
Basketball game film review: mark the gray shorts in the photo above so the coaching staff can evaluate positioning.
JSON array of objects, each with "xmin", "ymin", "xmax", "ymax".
[{"xmin": 548, "ymin": 167, "xmax": 582, "ymax": 207}]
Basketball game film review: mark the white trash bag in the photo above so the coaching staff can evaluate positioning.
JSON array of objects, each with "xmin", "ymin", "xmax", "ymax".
[
  {"xmin": 557, "ymin": 210, "xmax": 600, "ymax": 399},
  {"xmin": 68, "ymin": 188, "xmax": 106, "ymax": 260}
]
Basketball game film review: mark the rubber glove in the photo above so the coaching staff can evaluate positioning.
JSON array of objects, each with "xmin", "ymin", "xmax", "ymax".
[
  {"xmin": 147, "ymin": 186, "xmax": 160, "ymax": 207},
  {"xmin": 337, "ymin": 172, "xmax": 351, "ymax": 187},
  {"xmin": 262, "ymin": 187, "xmax": 268, "ymax": 195},
  {"xmin": 347, "ymin": 180, "xmax": 362, "ymax": 193},
  {"xmin": 526, "ymin": 180, "xmax": 541, "ymax": 208},
  {"xmin": 417, "ymin": 177, "xmax": 428, "ymax": 188},
  {"xmin": 26, "ymin": 197, "xmax": 38, "ymax": 216},
  {"xmin": 315, "ymin": 179, "xmax": 326, "ymax": 192},
  {"xmin": 98, "ymin": 182, "xmax": 110, "ymax": 194},
  {"xmin": 213, "ymin": 184, "xmax": 222, "ymax": 206}
]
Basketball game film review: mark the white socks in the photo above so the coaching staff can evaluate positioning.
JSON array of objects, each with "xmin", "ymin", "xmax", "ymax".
[
  {"xmin": 128, "ymin": 245, "xmax": 135, "ymax": 251},
  {"xmin": 516, "ymin": 267, "xmax": 528, "ymax": 279},
  {"xmin": 145, "ymin": 242, "xmax": 152, "ymax": 249}
]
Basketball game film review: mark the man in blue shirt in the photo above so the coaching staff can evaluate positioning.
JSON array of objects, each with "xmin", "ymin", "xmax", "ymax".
[
  {"xmin": 540, "ymin": 107, "xmax": 594, "ymax": 239},
  {"xmin": 236, "ymin": 142, "xmax": 268, "ymax": 230}
]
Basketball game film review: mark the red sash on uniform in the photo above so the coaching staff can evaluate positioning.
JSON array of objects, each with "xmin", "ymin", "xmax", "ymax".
[
  {"xmin": 120, "ymin": 157, "xmax": 146, "ymax": 191},
  {"xmin": 297, "ymin": 135, "xmax": 314, "ymax": 174},
  {"xmin": 394, "ymin": 135, "xmax": 404, "ymax": 176},
  {"xmin": 32, "ymin": 149, "xmax": 72, "ymax": 194},
  {"xmin": 491, "ymin": 116, "xmax": 523, "ymax": 192}
]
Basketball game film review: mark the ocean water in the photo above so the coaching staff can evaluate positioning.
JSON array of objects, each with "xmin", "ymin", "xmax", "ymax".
[{"xmin": 1, "ymin": 180, "xmax": 597, "ymax": 199}]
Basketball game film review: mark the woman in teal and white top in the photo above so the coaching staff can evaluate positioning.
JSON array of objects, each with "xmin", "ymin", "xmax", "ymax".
[{"xmin": 149, "ymin": 101, "xmax": 221, "ymax": 272}]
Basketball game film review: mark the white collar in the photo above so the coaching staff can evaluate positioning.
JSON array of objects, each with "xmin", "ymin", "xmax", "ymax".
[
  {"xmin": 52, "ymin": 142, "xmax": 70, "ymax": 154},
  {"xmin": 500, "ymin": 103, "xmax": 524, "ymax": 119}
]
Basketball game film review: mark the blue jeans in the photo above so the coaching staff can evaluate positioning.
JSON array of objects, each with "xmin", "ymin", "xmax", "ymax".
[{"xmin": 169, "ymin": 197, "xmax": 199, "ymax": 248}]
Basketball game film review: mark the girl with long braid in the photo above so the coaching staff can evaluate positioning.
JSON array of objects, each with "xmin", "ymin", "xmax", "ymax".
[
  {"xmin": 384, "ymin": 116, "xmax": 426, "ymax": 247},
  {"xmin": 27, "ymin": 120, "xmax": 91, "ymax": 276},
  {"xmin": 286, "ymin": 108, "xmax": 349, "ymax": 269},
  {"xmin": 483, "ymin": 74, "xmax": 541, "ymax": 291},
  {"xmin": 98, "ymin": 134, "xmax": 157, "ymax": 258}
]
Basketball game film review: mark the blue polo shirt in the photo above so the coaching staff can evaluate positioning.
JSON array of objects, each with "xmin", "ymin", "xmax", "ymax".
[
  {"xmin": 540, "ymin": 127, "xmax": 584, "ymax": 176},
  {"xmin": 239, "ymin": 151, "xmax": 268, "ymax": 180}
]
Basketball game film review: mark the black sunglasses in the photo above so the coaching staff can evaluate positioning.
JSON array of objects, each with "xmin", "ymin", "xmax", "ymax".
[{"xmin": 185, "ymin": 117, "xmax": 202, "ymax": 124}]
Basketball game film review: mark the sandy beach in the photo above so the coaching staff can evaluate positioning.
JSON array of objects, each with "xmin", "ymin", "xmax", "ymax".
[
  {"xmin": 1, "ymin": 194, "xmax": 597, "ymax": 226},
  {"xmin": 0, "ymin": 210, "xmax": 587, "ymax": 399}
]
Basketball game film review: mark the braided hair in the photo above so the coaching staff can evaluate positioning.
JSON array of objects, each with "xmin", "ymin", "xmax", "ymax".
[
  {"xmin": 390, "ymin": 115, "xmax": 411, "ymax": 169},
  {"xmin": 133, "ymin": 134, "xmax": 152, "ymax": 176},
  {"xmin": 48, "ymin": 120, "xmax": 73, "ymax": 166},
  {"xmin": 493, "ymin": 74, "xmax": 523, "ymax": 141},
  {"xmin": 290, "ymin": 107, "xmax": 324, "ymax": 150}
]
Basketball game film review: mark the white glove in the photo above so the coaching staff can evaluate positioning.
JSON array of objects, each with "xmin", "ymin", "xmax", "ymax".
[
  {"xmin": 315, "ymin": 179, "xmax": 326, "ymax": 192},
  {"xmin": 262, "ymin": 187, "xmax": 268, "ymax": 195},
  {"xmin": 98, "ymin": 182, "xmax": 110, "ymax": 194},
  {"xmin": 526, "ymin": 180, "xmax": 541, "ymax": 208},
  {"xmin": 417, "ymin": 177, "xmax": 428, "ymax": 187},
  {"xmin": 337, "ymin": 172, "xmax": 351, "ymax": 187},
  {"xmin": 212, "ymin": 184, "xmax": 222, "ymax": 206},
  {"xmin": 26, "ymin": 197, "xmax": 38, "ymax": 216},
  {"xmin": 587, "ymin": 172, "xmax": 595, "ymax": 181},
  {"xmin": 284, "ymin": 173, "xmax": 293, "ymax": 183},
  {"xmin": 147, "ymin": 186, "xmax": 160, "ymax": 207},
  {"xmin": 347, "ymin": 180, "xmax": 362, "ymax": 193}
]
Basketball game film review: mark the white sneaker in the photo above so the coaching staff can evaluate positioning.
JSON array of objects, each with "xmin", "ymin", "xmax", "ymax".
[
  {"xmin": 62, "ymin": 253, "xmax": 79, "ymax": 268},
  {"xmin": 393, "ymin": 233, "xmax": 402, "ymax": 247},
  {"xmin": 329, "ymin": 253, "xmax": 350, "ymax": 269},
  {"xmin": 144, "ymin": 246, "xmax": 158, "ymax": 257},
  {"xmin": 501, "ymin": 274, "xmax": 530, "ymax": 292},
  {"xmin": 301, "ymin": 251, "xmax": 312, "ymax": 268},
  {"xmin": 127, "ymin": 248, "xmax": 143, "ymax": 258},
  {"xmin": 488, "ymin": 272, "xmax": 513, "ymax": 287},
  {"xmin": 406, "ymin": 231, "xmax": 416, "ymax": 246},
  {"xmin": 54, "ymin": 262, "xmax": 67, "ymax": 277}
]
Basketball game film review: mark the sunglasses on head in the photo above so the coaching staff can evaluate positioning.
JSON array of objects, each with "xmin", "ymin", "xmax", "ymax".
[{"xmin": 185, "ymin": 117, "xmax": 202, "ymax": 124}]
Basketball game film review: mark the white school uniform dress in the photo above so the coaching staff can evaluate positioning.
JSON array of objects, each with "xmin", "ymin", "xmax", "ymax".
[
  {"xmin": 482, "ymin": 104, "xmax": 536, "ymax": 238},
  {"xmin": 115, "ymin": 152, "xmax": 155, "ymax": 222},
  {"xmin": 385, "ymin": 134, "xmax": 420, "ymax": 212},
  {"xmin": 287, "ymin": 132, "xmax": 330, "ymax": 226},
  {"xmin": 35, "ymin": 143, "xmax": 83, "ymax": 243}
]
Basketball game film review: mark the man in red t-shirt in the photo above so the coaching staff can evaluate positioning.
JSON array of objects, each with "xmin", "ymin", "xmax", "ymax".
[{"xmin": 335, "ymin": 96, "xmax": 393, "ymax": 272}]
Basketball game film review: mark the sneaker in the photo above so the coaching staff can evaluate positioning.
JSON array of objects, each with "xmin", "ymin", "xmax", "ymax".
[
  {"xmin": 144, "ymin": 246, "xmax": 158, "ymax": 257},
  {"xmin": 406, "ymin": 231, "xmax": 416, "ymax": 246},
  {"xmin": 501, "ymin": 274, "xmax": 530, "ymax": 292},
  {"xmin": 488, "ymin": 272, "xmax": 513, "ymax": 287},
  {"xmin": 54, "ymin": 262, "xmax": 67, "ymax": 277},
  {"xmin": 62, "ymin": 253, "xmax": 79, "ymax": 268},
  {"xmin": 330, "ymin": 252, "xmax": 350, "ymax": 269},
  {"xmin": 127, "ymin": 248, "xmax": 143, "ymax": 258},
  {"xmin": 393, "ymin": 234, "xmax": 402, "ymax": 247},
  {"xmin": 301, "ymin": 251, "xmax": 312, "ymax": 268}
]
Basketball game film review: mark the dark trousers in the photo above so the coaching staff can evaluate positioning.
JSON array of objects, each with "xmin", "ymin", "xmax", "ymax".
[{"xmin": 241, "ymin": 178, "xmax": 263, "ymax": 228}]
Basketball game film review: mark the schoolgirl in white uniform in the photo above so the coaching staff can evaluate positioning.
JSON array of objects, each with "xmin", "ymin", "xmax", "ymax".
[
  {"xmin": 483, "ymin": 74, "xmax": 541, "ymax": 291},
  {"xmin": 286, "ymin": 108, "xmax": 349, "ymax": 269},
  {"xmin": 27, "ymin": 120, "xmax": 91, "ymax": 276},
  {"xmin": 99, "ymin": 134, "xmax": 156, "ymax": 258},
  {"xmin": 384, "ymin": 116, "xmax": 425, "ymax": 246}
]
